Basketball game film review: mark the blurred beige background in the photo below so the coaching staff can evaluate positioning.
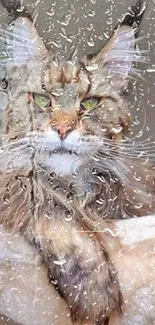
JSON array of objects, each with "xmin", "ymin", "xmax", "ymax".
[{"xmin": 0, "ymin": 0, "xmax": 154, "ymax": 324}]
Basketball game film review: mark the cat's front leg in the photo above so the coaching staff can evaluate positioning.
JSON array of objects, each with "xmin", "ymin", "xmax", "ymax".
[
  {"xmin": 28, "ymin": 219, "xmax": 123, "ymax": 325},
  {"xmin": 47, "ymin": 251, "xmax": 122, "ymax": 325}
]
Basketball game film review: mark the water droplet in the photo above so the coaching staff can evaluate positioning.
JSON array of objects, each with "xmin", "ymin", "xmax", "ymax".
[
  {"xmin": 147, "ymin": 68, "xmax": 155, "ymax": 72},
  {"xmin": 86, "ymin": 64, "xmax": 98, "ymax": 71},
  {"xmin": 90, "ymin": 0, "xmax": 96, "ymax": 4},
  {"xmin": 134, "ymin": 118, "xmax": 140, "ymax": 126},
  {"xmin": 59, "ymin": 28, "xmax": 72, "ymax": 43},
  {"xmin": 105, "ymin": 9, "xmax": 110, "ymax": 14},
  {"xmin": 16, "ymin": 6, "xmax": 25, "ymax": 12},
  {"xmin": 133, "ymin": 174, "xmax": 141, "ymax": 181},
  {"xmin": 86, "ymin": 23, "xmax": 94, "ymax": 32},
  {"xmin": 64, "ymin": 213, "xmax": 73, "ymax": 222},
  {"xmin": 86, "ymin": 34, "xmax": 95, "ymax": 47},
  {"xmin": 47, "ymin": 7, "xmax": 55, "ymax": 17},
  {"xmin": 104, "ymin": 228, "xmax": 118, "ymax": 237},
  {"xmin": 50, "ymin": 39, "xmax": 61, "ymax": 48},
  {"xmin": 98, "ymin": 34, "xmax": 104, "ymax": 41},
  {"xmin": 68, "ymin": 4, "xmax": 76, "ymax": 14},
  {"xmin": 107, "ymin": 17, "xmax": 113, "ymax": 26},
  {"xmin": 103, "ymin": 32, "xmax": 110, "ymax": 39},
  {"xmin": 111, "ymin": 126, "xmax": 123, "ymax": 134},
  {"xmin": 136, "ymin": 130, "xmax": 143, "ymax": 138},
  {"xmin": 96, "ymin": 198, "xmax": 105, "ymax": 205},
  {"xmin": 51, "ymin": 279, "xmax": 58, "ymax": 285},
  {"xmin": 58, "ymin": 13, "xmax": 72, "ymax": 26},
  {"xmin": 137, "ymin": 151, "xmax": 145, "ymax": 158},
  {"xmin": 53, "ymin": 258, "xmax": 66, "ymax": 266},
  {"xmin": 133, "ymin": 202, "xmax": 144, "ymax": 209},
  {"xmin": 88, "ymin": 11, "xmax": 95, "ymax": 17}
]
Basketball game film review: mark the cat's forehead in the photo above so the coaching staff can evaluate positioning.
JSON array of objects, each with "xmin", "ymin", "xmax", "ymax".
[{"xmin": 43, "ymin": 60, "xmax": 90, "ymax": 105}]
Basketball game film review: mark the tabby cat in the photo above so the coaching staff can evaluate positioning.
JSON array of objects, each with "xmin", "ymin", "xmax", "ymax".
[{"xmin": 0, "ymin": 0, "xmax": 154, "ymax": 324}]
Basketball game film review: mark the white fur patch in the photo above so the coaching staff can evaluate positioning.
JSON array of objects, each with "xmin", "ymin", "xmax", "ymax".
[
  {"xmin": 40, "ymin": 152, "xmax": 82, "ymax": 176},
  {"xmin": 63, "ymin": 129, "xmax": 102, "ymax": 154}
]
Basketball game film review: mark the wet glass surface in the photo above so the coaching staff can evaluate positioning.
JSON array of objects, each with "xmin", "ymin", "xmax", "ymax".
[{"xmin": 0, "ymin": 1, "xmax": 154, "ymax": 324}]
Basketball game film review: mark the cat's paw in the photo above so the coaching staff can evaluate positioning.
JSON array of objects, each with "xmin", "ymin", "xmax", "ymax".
[
  {"xmin": 48, "ymin": 242, "xmax": 123, "ymax": 325},
  {"xmin": 69, "ymin": 260, "xmax": 122, "ymax": 325}
]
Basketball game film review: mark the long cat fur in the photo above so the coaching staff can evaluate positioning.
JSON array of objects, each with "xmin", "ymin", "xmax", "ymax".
[{"xmin": 0, "ymin": 0, "xmax": 154, "ymax": 324}]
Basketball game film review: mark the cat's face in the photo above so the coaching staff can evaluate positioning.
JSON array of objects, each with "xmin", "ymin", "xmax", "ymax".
[{"xmin": 0, "ymin": 17, "xmax": 138, "ymax": 176}]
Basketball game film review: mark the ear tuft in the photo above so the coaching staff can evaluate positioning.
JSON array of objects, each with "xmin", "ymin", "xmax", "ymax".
[
  {"xmin": 0, "ymin": 0, "xmax": 32, "ymax": 20},
  {"xmin": 120, "ymin": 0, "xmax": 146, "ymax": 30}
]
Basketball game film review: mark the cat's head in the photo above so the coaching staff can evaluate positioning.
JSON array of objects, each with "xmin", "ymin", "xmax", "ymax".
[{"xmin": 0, "ymin": 1, "xmax": 146, "ymax": 176}]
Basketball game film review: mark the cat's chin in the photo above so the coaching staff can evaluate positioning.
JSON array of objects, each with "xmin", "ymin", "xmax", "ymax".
[{"xmin": 39, "ymin": 151, "xmax": 85, "ymax": 177}]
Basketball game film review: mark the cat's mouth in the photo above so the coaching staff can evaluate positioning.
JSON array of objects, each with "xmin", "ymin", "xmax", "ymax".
[
  {"xmin": 24, "ymin": 130, "xmax": 101, "ymax": 160},
  {"xmin": 50, "ymin": 148, "xmax": 78, "ymax": 156}
]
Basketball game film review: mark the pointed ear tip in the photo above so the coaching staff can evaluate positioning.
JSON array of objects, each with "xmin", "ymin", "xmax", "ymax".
[
  {"xmin": 120, "ymin": 0, "xmax": 146, "ymax": 29},
  {"xmin": 14, "ymin": 16, "xmax": 34, "ymax": 26}
]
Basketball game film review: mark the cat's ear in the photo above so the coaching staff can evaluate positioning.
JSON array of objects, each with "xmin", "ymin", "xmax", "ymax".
[
  {"xmin": 0, "ymin": 17, "xmax": 48, "ymax": 67},
  {"xmin": 87, "ymin": 0, "xmax": 146, "ymax": 85},
  {"xmin": 92, "ymin": 25, "xmax": 136, "ymax": 78}
]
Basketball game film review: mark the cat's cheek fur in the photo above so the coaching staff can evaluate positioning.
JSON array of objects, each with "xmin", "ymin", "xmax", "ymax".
[{"xmin": 63, "ymin": 130, "xmax": 103, "ymax": 155}]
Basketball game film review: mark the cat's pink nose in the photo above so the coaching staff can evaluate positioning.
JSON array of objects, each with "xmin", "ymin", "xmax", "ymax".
[
  {"xmin": 57, "ymin": 125, "xmax": 71, "ymax": 139},
  {"xmin": 50, "ymin": 110, "xmax": 78, "ymax": 139}
]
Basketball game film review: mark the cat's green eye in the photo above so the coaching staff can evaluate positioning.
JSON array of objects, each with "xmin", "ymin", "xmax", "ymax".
[
  {"xmin": 33, "ymin": 93, "xmax": 51, "ymax": 110},
  {"xmin": 80, "ymin": 97, "xmax": 100, "ymax": 111}
]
